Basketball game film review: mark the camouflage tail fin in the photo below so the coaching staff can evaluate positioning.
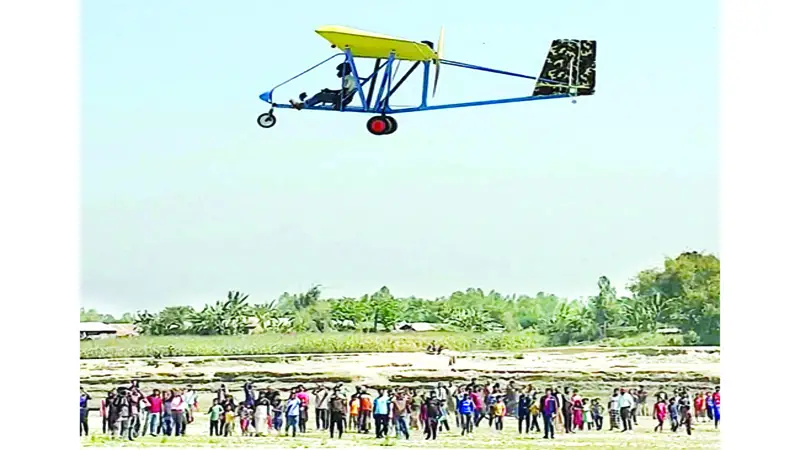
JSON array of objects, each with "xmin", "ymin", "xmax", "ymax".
[{"xmin": 533, "ymin": 40, "xmax": 596, "ymax": 97}]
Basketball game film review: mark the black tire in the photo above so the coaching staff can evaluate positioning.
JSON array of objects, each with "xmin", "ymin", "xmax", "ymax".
[
  {"xmin": 257, "ymin": 113, "xmax": 276, "ymax": 128},
  {"xmin": 366, "ymin": 116, "xmax": 389, "ymax": 135},
  {"xmin": 384, "ymin": 116, "xmax": 398, "ymax": 135}
]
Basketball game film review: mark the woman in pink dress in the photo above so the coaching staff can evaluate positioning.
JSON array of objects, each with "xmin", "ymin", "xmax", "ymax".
[{"xmin": 571, "ymin": 391, "xmax": 584, "ymax": 431}]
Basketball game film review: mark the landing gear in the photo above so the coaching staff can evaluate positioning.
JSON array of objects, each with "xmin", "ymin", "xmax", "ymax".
[
  {"xmin": 366, "ymin": 115, "xmax": 397, "ymax": 135},
  {"xmin": 257, "ymin": 111, "xmax": 277, "ymax": 128},
  {"xmin": 384, "ymin": 116, "xmax": 398, "ymax": 135}
]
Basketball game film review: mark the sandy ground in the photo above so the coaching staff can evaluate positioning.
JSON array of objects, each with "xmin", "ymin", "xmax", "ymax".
[{"xmin": 81, "ymin": 347, "xmax": 719, "ymax": 397}]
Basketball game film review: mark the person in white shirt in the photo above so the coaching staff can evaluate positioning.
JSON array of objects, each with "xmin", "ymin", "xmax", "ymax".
[
  {"xmin": 184, "ymin": 386, "xmax": 197, "ymax": 427},
  {"xmin": 618, "ymin": 388, "xmax": 635, "ymax": 432},
  {"xmin": 290, "ymin": 63, "xmax": 358, "ymax": 110}
]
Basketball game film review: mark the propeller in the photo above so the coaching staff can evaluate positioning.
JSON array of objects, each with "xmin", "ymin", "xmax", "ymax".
[{"xmin": 433, "ymin": 26, "xmax": 444, "ymax": 97}]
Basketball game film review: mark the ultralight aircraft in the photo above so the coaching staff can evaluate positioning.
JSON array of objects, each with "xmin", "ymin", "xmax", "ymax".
[{"xmin": 258, "ymin": 26, "xmax": 596, "ymax": 135}]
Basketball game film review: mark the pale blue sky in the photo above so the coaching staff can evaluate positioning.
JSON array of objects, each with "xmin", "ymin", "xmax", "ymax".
[{"xmin": 81, "ymin": 0, "xmax": 718, "ymax": 315}]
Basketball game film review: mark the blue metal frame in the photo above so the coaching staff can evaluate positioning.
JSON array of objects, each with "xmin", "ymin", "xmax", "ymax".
[{"xmin": 259, "ymin": 51, "xmax": 575, "ymax": 114}]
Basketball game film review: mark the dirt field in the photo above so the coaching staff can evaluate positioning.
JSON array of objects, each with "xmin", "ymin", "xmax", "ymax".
[
  {"xmin": 82, "ymin": 415, "xmax": 720, "ymax": 449},
  {"xmin": 80, "ymin": 346, "xmax": 720, "ymax": 448}
]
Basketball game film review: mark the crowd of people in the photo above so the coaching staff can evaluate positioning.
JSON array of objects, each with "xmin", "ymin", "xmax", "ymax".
[{"xmin": 81, "ymin": 379, "xmax": 720, "ymax": 441}]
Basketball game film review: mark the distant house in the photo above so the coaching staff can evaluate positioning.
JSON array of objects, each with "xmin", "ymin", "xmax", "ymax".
[
  {"xmin": 80, "ymin": 322, "xmax": 138, "ymax": 339},
  {"xmin": 80, "ymin": 322, "xmax": 117, "ymax": 340},
  {"xmin": 396, "ymin": 322, "xmax": 442, "ymax": 332}
]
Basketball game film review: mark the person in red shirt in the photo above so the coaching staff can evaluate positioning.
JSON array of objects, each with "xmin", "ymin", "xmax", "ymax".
[
  {"xmin": 653, "ymin": 398, "xmax": 667, "ymax": 432},
  {"xmin": 470, "ymin": 388, "xmax": 485, "ymax": 427},
  {"xmin": 693, "ymin": 393, "xmax": 705, "ymax": 422},
  {"xmin": 146, "ymin": 389, "xmax": 163, "ymax": 436},
  {"xmin": 295, "ymin": 386, "xmax": 310, "ymax": 433}
]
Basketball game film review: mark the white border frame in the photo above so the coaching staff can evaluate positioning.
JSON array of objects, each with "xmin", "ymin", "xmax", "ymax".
[{"xmin": 1, "ymin": 0, "xmax": 799, "ymax": 448}]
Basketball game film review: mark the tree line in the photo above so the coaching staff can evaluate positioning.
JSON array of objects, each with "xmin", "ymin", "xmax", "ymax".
[{"xmin": 83, "ymin": 251, "xmax": 720, "ymax": 345}]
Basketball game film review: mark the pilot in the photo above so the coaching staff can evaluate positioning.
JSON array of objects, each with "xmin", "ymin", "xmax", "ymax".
[{"xmin": 290, "ymin": 63, "xmax": 358, "ymax": 110}]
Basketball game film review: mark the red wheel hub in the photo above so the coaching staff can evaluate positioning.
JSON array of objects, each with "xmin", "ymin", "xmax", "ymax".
[{"xmin": 369, "ymin": 119, "xmax": 386, "ymax": 134}]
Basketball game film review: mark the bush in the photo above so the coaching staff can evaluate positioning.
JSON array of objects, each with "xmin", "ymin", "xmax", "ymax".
[
  {"xmin": 80, "ymin": 332, "xmax": 547, "ymax": 359},
  {"xmin": 682, "ymin": 330, "xmax": 702, "ymax": 346}
]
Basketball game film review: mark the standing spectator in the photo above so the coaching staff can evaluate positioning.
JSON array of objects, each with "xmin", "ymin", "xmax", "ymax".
[
  {"xmin": 446, "ymin": 382, "xmax": 457, "ymax": 428},
  {"xmin": 254, "ymin": 397, "xmax": 269, "ymax": 436},
  {"xmin": 608, "ymin": 389, "xmax": 621, "ymax": 430},
  {"xmin": 493, "ymin": 398, "xmax": 506, "ymax": 431},
  {"xmin": 529, "ymin": 390, "xmax": 541, "ymax": 433},
  {"xmin": 80, "ymin": 388, "xmax": 91, "ymax": 436},
  {"xmin": 328, "ymin": 389, "xmax": 348, "ymax": 439},
  {"xmin": 711, "ymin": 386, "xmax": 721, "ymax": 429},
  {"xmin": 373, "ymin": 389, "xmax": 391, "ymax": 438},
  {"xmin": 669, "ymin": 397, "xmax": 680, "ymax": 432},
  {"xmin": 313, "ymin": 385, "xmax": 330, "ymax": 431},
  {"xmin": 285, "ymin": 392, "xmax": 301, "ymax": 437},
  {"xmin": 222, "ymin": 404, "xmax": 235, "ymax": 436},
  {"xmin": 584, "ymin": 404, "xmax": 593, "ymax": 430},
  {"xmin": 679, "ymin": 394, "xmax": 692, "ymax": 435},
  {"xmin": 208, "ymin": 399, "xmax": 223, "ymax": 436},
  {"xmin": 408, "ymin": 389, "xmax": 420, "ymax": 430},
  {"xmin": 560, "ymin": 388, "xmax": 573, "ymax": 434},
  {"xmin": 423, "ymin": 394, "xmax": 442, "ymax": 440},
  {"xmin": 591, "ymin": 398, "xmax": 604, "ymax": 430},
  {"xmin": 618, "ymin": 388, "xmax": 634, "ymax": 432},
  {"xmin": 146, "ymin": 389, "xmax": 163, "ymax": 436},
  {"xmin": 470, "ymin": 387, "xmax": 485, "ymax": 427},
  {"xmin": 348, "ymin": 394, "xmax": 360, "ymax": 431},
  {"xmin": 705, "ymin": 391, "xmax": 714, "ymax": 423},
  {"xmin": 184, "ymin": 385, "xmax": 197, "ymax": 430},
  {"xmin": 630, "ymin": 388, "xmax": 639, "ymax": 426},
  {"xmin": 391, "ymin": 390, "xmax": 410, "ymax": 439},
  {"xmin": 653, "ymin": 398, "xmax": 667, "ymax": 432},
  {"xmin": 295, "ymin": 386, "xmax": 310, "ymax": 433},
  {"xmin": 638, "ymin": 386, "xmax": 649, "ymax": 416},
  {"xmin": 540, "ymin": 388, "xmax": 558, "ymax": 439},
  {"xmin": 100, "ymin": 391, "xmax": 112, "ymax": 435},
  {"xmin": 162, "ymin": 391, "xmax": 174, "ymax": 436},
  {"xmin": 271, "ymin": 398, "xmax": 284, "ymax": 435},
  {"xmin": 517, "ymin": 391, "xmax": 532, "ymax": 434},
  {"xmin": 694, "ymin": 393, "xmax": 705, "ymax": 423},
  {"xmin": 170, "ymin": 389, "xmax": 185, "ymax": 437},
  {"xmin": 358, "ymin": 390, "xmax": 373, "ymax": 433},
  {"xmin": 115, "ymin": 389, "xmax": 133, "ymax": 440},
  {"xmin": 217, "ymin": 384, "xmax": 228, "ymax": 403},
  {"xmin": 572, "ymin": 390, "xmax": 584, "ymax": 431},
  {"xmin": 458, "ymin": 392, "xmax": 474, "ymax": 436},
  {"xmin": 128, "ymin": 387, "xmax": 142, "ymax": 438}
]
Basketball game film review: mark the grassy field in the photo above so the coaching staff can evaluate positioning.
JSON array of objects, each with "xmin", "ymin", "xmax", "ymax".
[
  {"xmin": 80, "ymin": 332, "xmax": 685, "ymax": 359},
  {"xmin": 81, "ymin": 414, "xmax": 720, "ymax": 449}
]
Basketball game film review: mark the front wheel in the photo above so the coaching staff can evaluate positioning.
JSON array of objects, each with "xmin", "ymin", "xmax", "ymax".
[{"xmin": 257, "ymin": 113, "xmax": 277, "ymax": 128}]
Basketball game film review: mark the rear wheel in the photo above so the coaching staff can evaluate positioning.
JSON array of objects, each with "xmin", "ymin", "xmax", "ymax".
[
  {"xmin": 384, "ymin": 116, "xmax": 398, "ymax": 135},
  {"xmin": 366, "ymin": 116, "xmax": 389, "ymax": 135}
]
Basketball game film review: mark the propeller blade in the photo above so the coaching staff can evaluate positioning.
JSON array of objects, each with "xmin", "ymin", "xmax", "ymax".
[{"xmin": 433, "ymin": 26, "xmax": 444, "ymax": 97}]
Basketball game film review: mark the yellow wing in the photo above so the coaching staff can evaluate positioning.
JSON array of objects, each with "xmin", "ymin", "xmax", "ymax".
[{"xmin": 315, "ymin": 25, "xmax": 437, "ymax": 61}]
